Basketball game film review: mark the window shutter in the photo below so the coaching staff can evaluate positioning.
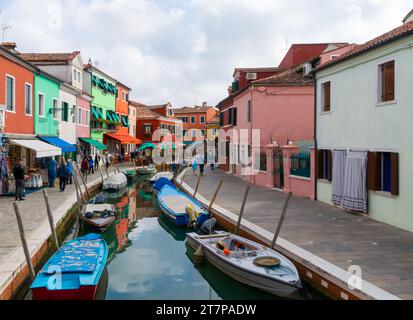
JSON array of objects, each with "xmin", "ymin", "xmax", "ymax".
[
  {"xmin": 323, "ymin": 82, "xmax": 331, "ymax": 111},
  {"xmin": 367, "ymin": 152, "xmax": 381, "ymax": 191},
  {"xmin": 327, "ymin": 150, "xmax": 333, "ymax": 182},
  {"xmin": 316, "ymin": 149, "xmax": 324, "ymax": 179},
  {"xmin": 384, "ymin": 61, "xmax": 395, "ymax": 101},
  {"xmin": 391, "ymin": 153, "xmax": 399, "ymax": 196}
]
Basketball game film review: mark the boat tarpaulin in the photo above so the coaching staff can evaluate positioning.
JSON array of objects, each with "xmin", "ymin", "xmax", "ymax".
[
  {"xmin": 80, "ymin": 138, "xmax": 107, "ymax": 150},
  {"xmin": 38, "ymin": 136, "xmax": 76, "ymax": 153},
  {"xmin": 10, "ymin": 139, "xmax": 61, "ymax": 158}
]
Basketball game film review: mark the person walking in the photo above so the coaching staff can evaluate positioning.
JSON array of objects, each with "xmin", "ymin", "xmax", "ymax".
[
  {"xmin": 191, "ymin": 157, "xmax": 198, "ymax": 175},
  {"xmin": 81, "ymin": 156, "xmax": 89, "ymax": 182},
  {"xmin": 94, "ymin": 154, "xmax": 100, "ymax": 171},
  {"xmin": 198, "ymin": 153, "xmax": 205, "ymax": 176},
  {"xmin": 13, "ymin": 159, "xmax": 25, "ymax": 201},
  {"xmin": 57, "ymin": 159, "xmax": 69, "ymax": 192},
  {"xmin": 67, "ymin": 159, "xmax": 74, "ymax": 185},
  {"xmin": 88, "ymin": 156, "xmax": 94, "ymax": 175},
  {"xmin": 47, "ymin": 157, "xmax": 58, "ymax": 188},
  {"xmin": 105, "ymin": 153, "xmax": 110, "ymax": 169}
]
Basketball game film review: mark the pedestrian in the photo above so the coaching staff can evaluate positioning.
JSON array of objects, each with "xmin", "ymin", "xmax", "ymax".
[
  {"xmin": 67, "ymin": 159, "xmax": 74, "ymax": 185},
  {"xmin": 57, "ymin": 159, "xmax": 69, "ymax": 192},
  {"xmin": 81, "ymin": 156, "xmax": 89, "ymax": 182},
  {"xmin": 13, "ymin": 159, "xmax": 25, "ymax": 201},
  {"xmin": 198, "ymin": 154, "xmax": 205, "ymax": 176},
  {"xmin": 94, "ymin": 154, "xmax": 100, "ymax": 171},
  {"xmin": 47, "ymin": 157, "xmax": 58, "ymax": 188},
  {"xmin": 191, "ymin": 157, "xmax": 198, "ymax": 175},
  {"xmin": 88, "ymin": 156, "xmax": 94, "ymax": 175},
  {"xmin": 105, "ymin": 153, "xmax": 110, "ymax": 169}
]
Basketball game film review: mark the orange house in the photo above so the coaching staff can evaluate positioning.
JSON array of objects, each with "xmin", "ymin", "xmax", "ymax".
[
  {"xmin": 115, "ymin": 82, "xmax": 131, "ymax": 135},
  {"xmin": 0, "ymin": 45, "xmax": 36, "ymax": 136}
]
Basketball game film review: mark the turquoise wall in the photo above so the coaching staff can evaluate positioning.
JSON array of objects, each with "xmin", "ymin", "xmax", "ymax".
[{"xmin": 34, "ymin": 74, "xmax": 60, "ymax": 136}]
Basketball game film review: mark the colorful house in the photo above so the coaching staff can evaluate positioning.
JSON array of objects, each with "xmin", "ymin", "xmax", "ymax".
[
  {"xmin": 314, "ymin": 15, "xmax": 413, "ymax": 231},
  {"xmin": 103, "ymin": 82, "xmax": 140, "ymax": 157}
]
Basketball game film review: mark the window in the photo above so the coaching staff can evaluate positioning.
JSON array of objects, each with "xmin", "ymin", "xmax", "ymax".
[
  {"xmin": 61, "ymin": 102, "xmax": 69, "ymax": 122},
  {"xmin": 6, "ymin": 75, "xmax": 15, "ymax": 111},
  {"xmin": 232, "ymin": 108, "xmax": 237, "ymax": 126},
  {"xmin": 52, "ymin": 99, "xmax": 58, "ymax": 119},
  {"xmin": 143, "ymin": 124, "xmax": 152, "ymax": 135},
  {"xmin": 78, "ymin": 71, "xmax": 81, "ymax": 82},
  {"xmin": 192, "ymin": 129, "xmax": 196, "ymax": 137},
  {"xmin": 220, "ymin": 112, "xmax": 224, "ymax": 126},
  {"xmin": 190, "ymin": 116, "xmax": 196, "ymax": 124},
  {"xmin": 182, "ymin": 117, "xmax": 188, "ymax": 123},
  {"xmin": 122, "ymin": 92, "xmax": 126, "ymax": 101},
  {"xmin": 200, "ymin": 116, "xmax": 205, "ymax": 124},
  {"xmin": 85, "ymin": 110, "xmax": 89, "ymax": 125},
  {"xmin": 316, "ymin": 149, "xmax": 332, "ymax": 181},
  {"xmin": 201, "ymin": 129, "xmax": 205, "ymax": 136},
  {"xmin": 260, "ymin": 152, "xmax": 267, "ymax": 171},
  {"xmin": 116, "ymin": 89, "xmax": 119, "ymax": 99},
  {"xmin": 38, "ymin": 93, "xmax": 45, "ymax": 117},
  {"xmin": 73, "ymin": 69, "xmax": 77, "ymax": 81},
  {"xmin": 322, "ymin": 81, "xmax": 331, "ymax": 112},
  {"xmin": 368, "ymin": 152, "xmax": 399, "ymax": 195},
  {"xmin": 72, "ymin": 105, "xmax": 76, "ymax": 123},
  {"xmin": 183, "ymin": 130, "xmax": 187, "ymax": 137},
  {"xmin": 379, "ymin": 60, "xmax": 395, "ymax": 103},
  {"xmin": 247, "ymin": 100, "xmax": 251, "ymax": 122},
  {"xmin": 78, "ymin": 108, "xmax": 82, "ymax": 124},
  {"xmin": 25, "ymin": 83, "xmax": 32, "ymax": 115},
  {"xmin": 171, "ymin": 125, "xmax": 175, "ymax": 134}
]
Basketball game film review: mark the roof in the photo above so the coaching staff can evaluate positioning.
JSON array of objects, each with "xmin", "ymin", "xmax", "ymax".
[
  {"xmin": 135, "ymin": 105, "xmax": 162, "ymax": 119},
  {"xmin": 173, "ymin": 106, "xmax": 213, "ymax": 114},
  {"xmin": 232, "ymin": 67, "xmax": 282, "ymax": 77},
  {"xmin": 207, "ymin": 115, "xmax": 220, "ymax": 124},
  {"xmin": 403, "ymin": 9, "xmax": 413, "ymax": 23},
  {"xmin": 84, "ymin": 63, "xmax": 117, "ymax": 83},
  {"xmin": 20, "ymin": 51, "xmax": 80, "ymax": 65},
  {"xmin": 0, "ymin": 45, "xmax": 38, "ymax": 72},
  {"xmin": 116, "ymin": 81, "xmax": 132, "ymax": 91},
  {"xmin": 278, "ymin": 43, "xmax": 348, "ymax": 69},
  {"xmin": 316, "ymin": 21, "xmax": 413, "ymax": 72},
  {"xmin": 252, "ymin": 64, "xmax": 314, "ymax": 87},
  {"xmin": 129, "ymin": 100, "xmax": 148, "ymax": 108},
  {"xmin": 147, "ymin": 103, "xmax": 171, "ymax": 110}
]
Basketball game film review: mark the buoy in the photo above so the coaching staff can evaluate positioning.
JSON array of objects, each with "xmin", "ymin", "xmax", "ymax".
[
  {"xmin": 193, "ymin": 245, "xmax": 205, "ymax": 265},
  {"xmin": 223, "ymin": 249, "xmax": 230, "ymax": 256}
]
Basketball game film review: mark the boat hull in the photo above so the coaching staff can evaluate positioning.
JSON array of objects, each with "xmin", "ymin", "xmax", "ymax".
[
  {"xmin": 31, "ymin": 285, "xmax": 98, "ymax": 301},
  {"xmin": 186, "ymin": 234, "xmax": 300, "ymax": 298}
]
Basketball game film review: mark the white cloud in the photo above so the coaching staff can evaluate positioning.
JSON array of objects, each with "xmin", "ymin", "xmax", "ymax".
[{"xmin": 0, "ymin": 0, "xmax": 412, "ymax": 106}]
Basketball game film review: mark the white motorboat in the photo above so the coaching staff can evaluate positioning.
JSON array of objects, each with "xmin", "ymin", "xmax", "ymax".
[
  {"xmin": 103, "ymin": 173, "xmax": 127, "ymax": 191},
  {"xmin": 186, "ymin": 232, "xmax": 301, "ymax": 297}
]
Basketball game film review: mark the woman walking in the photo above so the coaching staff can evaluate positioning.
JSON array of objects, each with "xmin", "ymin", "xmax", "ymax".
[
  {"xmin": 57, "ymin": 159, "xmax": 69, "ymax": 192},
  {"xmin": 81, "ymin": 156, "xmax": 89, "ymax": 182},
  {"xmin": 67, "ymin": 159, "xmax": 74, "ymax": 185}
]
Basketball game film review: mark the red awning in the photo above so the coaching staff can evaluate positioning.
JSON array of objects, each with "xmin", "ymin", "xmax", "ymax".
[{"xmin": 104, "ymin": 133, "xmax": 142, "ymax": 145}]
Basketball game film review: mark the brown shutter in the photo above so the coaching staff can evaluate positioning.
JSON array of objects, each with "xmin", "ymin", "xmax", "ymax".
[
  {"xmin": 323, "ymin": 82, "xmax": 331, "ymax": 111},
  {"xmin": 384, "ymin": 61, "xmax": 395, "ymax": 101},
  {"xmin": 367, "ymin": 152, "xmax": 382, "ymax": 191},
  {"xmin": 391, "ymin": 153, "xmax": 399, "ymax": 196},
  {"xmin": 327, "ymin": 150, "xmax": 333, "ymax": 182},
  {"xmin": 316, "ymin": 149, "xmax": 324, "ymax": 179}
]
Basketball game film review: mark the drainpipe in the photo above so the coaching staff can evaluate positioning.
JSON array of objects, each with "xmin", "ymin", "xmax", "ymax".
[{"xmin": 314, "ymin": 75, "xmax": 318, "ymax": 201}]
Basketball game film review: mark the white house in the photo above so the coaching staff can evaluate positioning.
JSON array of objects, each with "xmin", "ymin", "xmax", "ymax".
[{"xmin": 314, "ymin": 15, "xmax": 413, "ymax": 232}]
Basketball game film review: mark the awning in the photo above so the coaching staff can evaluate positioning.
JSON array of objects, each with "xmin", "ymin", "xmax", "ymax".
[
  {"xmin": 137, "ymin": 142, "xmax": 157, "ymax": 151},
  {"xmin": 38, "ymin": 136, "xmax": 77, "ymax": 153},
  {"xmin": 80, "ymin": 138, "xmax": 107, "ymax": 150},
  {"xmin": 104, "ymin": 133, "xmax": 142, "ymax": 145},
  {"xmin": 10, "ymin": 139, "xmax": 61, "ymax": 158}
]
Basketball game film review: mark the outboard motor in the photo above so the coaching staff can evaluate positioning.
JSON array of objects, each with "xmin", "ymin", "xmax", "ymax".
[
  {"xmin": 94, "ymin": 193, "xmax": 106, "ymax": 204},
  {"xmin": 198, "ymin": 218, "xmax": 217, "ymax": 235}
]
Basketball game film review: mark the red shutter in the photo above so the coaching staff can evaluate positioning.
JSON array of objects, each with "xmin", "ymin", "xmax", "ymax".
[{"xmin": 391, "ymin": 153, "xmax": 399, "ymax": 196}]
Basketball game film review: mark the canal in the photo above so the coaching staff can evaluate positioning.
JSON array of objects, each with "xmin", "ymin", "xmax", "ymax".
[{"xmin": 24, "ymin": 175, "xmax": 326, "ymax": 300}]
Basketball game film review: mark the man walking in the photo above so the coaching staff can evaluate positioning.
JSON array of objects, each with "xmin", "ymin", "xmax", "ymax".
[
  {"xmin": 81, "ymin": 156, "xmax": 89, "ymax": 182},
  {"xmin": 47, "ymin": 157, "xmax": 58, "ymax": 188},
  {"xmin": 67, "ymin": 159, "xmax": 74, "ymax": 185},
  {"xmin": 13, "ymin": 160, "xmax": 25, "ymax": 201},
  {"xmin": 57, "ymin": 159, "xmax": 69, "ymax": 192},
  {"xmin": 94, "ymin": 154, "xmax": 100, "ymax": 171}
]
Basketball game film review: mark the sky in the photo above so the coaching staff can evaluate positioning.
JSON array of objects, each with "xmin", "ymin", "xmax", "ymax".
[{"xmin": 0, "ymin": 0, "xmax": 411, "ymax": 107}]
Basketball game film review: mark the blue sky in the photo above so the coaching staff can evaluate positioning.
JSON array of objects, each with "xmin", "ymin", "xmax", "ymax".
[{"xmin": 0, "ymin": 0, "xmax": 411, "ymax": 106}]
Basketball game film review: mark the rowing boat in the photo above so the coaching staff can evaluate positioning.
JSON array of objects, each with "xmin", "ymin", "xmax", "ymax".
[{"xmin": 81, "ymin": 204, "xmax": 116, "ymax": 229}]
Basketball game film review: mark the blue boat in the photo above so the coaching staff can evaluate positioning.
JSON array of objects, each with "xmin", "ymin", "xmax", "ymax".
[
  {"xmin": 157, "ymin": 185, "xmax": 210, "ymax": 227},
  {"xmin": 152, "ymin": 177, "xmax": 176, "ymax": 195},
  {"xmin": 30, "ymin": 233, "xmax": 108, "ymax": 300}
]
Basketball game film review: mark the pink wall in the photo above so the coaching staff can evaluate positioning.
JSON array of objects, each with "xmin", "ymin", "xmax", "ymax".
[
  {"xmin": 318, "ymin": 44, "xmax": 357, "ymax": 66},
  {"xmin": 76, "ymin": 96, "xmax": 91, "ymax": 139}
]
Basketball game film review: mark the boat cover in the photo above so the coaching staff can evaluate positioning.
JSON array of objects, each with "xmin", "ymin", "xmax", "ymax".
[
  {"xmin": 153, "ymin": 177, "xmax": 175, "ymax": 191},
  {"xmin": 103, "ymin": 173, "xmax": 127, "ymax": 190}
]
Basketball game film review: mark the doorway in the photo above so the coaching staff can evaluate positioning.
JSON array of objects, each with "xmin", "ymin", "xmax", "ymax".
[{"xmin": 273, "ymin": 149, "xmax": 284, "ymax": 189}]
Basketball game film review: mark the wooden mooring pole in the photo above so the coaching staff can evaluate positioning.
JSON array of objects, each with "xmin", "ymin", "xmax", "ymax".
[
  {"xmin": 271, "ymin": 192, "xmax": 292, "ymax": 249},
  {"xmin": 177, "ymin": 165, "xmax": 189, "ymax": 190},
  {"xmin": 208, "ymin": 179, "xmax": 223, "ymax": 213},
  {"xmin": 75, "ymin": 164, "xmax": 91, "ymax": 199},
  {"xmin": 98, "ymin": 165, "xmax": 104, "ymax": 184},
  {"xmin": 13, "ymin": 202, "xmax": 36, "ymax": 281},
  {"xmin": 193, "ymin": 174, "xmax": 202, "ymax": 198},
  {"xmin": 234, "ymin": 186, "xmax": 251, "ymax": 235},
  {"xmin": 42, "ymin": 189, "xmax": 60, "ymax": 250}
]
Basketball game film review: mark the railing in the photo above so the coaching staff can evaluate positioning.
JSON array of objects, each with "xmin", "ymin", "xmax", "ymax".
[{"xmin": 290, "ymin": 152, "xmax": 311, "ymax": 178}]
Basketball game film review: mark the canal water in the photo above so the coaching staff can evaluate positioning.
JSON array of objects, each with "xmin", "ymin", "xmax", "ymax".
[
  {"xmin": 22, "ymin": 175, "xmax": 325, "ymax": 300},
  {"xmin": 78, "ymin": 176, "xmax": 324, "ymax": 300}
]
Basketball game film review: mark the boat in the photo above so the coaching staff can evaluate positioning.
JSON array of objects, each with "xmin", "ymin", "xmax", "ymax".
[
  {"xmin": 157, "ymin": 185, "xmax": 210, "ymax": 227},
  {"xmin": 136, "ymin": 165, "xmax": 157, "ymax": 175},
  {"xmin": 30, "ymin": 233, "xmax": 108, "ymax": 300},
  {"xmin": 152, "ymin": 177, "xmax": 176, "ymax": 196},
  {"xmin": 81, "ymin": 204, "xmax": 116, "ymax": 229},
  {"xmin": 150, "ymin": 172, "xmax": 174, "ymax": 185},
  {"xmin": 103, "ymin": 173, "xmax": 128, "ymax": 191},
  {"xmin": 102, "ymin": 186, "xmax": 128, "ymax": 200},
  {"xmin": 186, "ymin": 232, "xmax": 302, "ymax": 297},
  {"xmin": 89, "ymin": 193, "xmax": 105, "ymax": 204},
  {"xmin": 122, "ymin": 169, "xmax": 137, "ymax": 181}
]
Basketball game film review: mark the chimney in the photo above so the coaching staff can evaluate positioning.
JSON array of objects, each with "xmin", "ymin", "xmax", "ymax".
[
  {"xmin": 202, "ymin": 101, "xmax": 208, "ymax": 107},
  {"xmin": 1, "ymin": 42, "xmax": 17, "ymax": 52},
  {"xmin": 228, "ymin": 86, "xmax": 233, "ymax": 96}
]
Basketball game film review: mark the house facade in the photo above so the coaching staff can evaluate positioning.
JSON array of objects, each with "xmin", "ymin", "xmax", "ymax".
[{"xmin": 315, "ymin": 20, "xmax": 413, "ymax": 231}]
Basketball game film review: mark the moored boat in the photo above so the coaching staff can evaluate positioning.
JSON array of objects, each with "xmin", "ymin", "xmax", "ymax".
[
  {"xmin": 152, "ymin": 177, "xmax": 176, "ymax": 196},
  {"xmin": 30, "ymin": 233, "xmax": 108, "ymax": 300},
  {"xmin": 81, "ymin": 204, "xmax": 116, "ymax": 229},
  {"xmin": 103, "ymin": 173, "xmax": 128, "ymax": 191},
  {"xmin": 157, "ymin": 185, "xmax": 210, "ymax": 227},
  {"xmin": 150, "ymin": 171, "xmax": 174, "ymax": 185},
  {"xmin": 186, "ymin": 232, "xmax": 302, "ymax": 297},
  {"xmin": 122, "ymin": 170, "xmax": 137, "ymax": 181},
  {"xmin": 137, "ymin": 165, "xmax": 157, "ymax": 175}
]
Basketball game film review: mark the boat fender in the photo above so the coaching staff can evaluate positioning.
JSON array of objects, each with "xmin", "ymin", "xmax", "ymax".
[
  {"xmin": 193, "ymin": 245, "xmax": 205, "ymax": 265},
  {"xmin": 186, "ymin": 204, "xmax": 199, "ymax": 228}
]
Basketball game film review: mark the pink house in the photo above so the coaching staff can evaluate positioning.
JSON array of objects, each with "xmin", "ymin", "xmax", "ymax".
[{"xmin": 77, "ymin": 92, "xmax": 93, "ymax": 158}]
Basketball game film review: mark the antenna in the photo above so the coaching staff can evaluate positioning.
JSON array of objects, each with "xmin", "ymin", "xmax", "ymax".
[
  {"xmin": 283, "ymin": 38, "xmax": 289, "ymax": 51},
  {"xmin": 1, "ymin": 24, "xmax": 12, "ymax": 43}
]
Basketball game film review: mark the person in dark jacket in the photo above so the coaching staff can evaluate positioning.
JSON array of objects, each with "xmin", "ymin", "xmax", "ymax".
[
  {"xmin": 13, "ymin": 160, "xmax": 25, "ymax": 201},
  {"xmin": 81, "ymin": 157, "xmax": 89, "ymax": 182},
  {"xmin": 57, "ymin": 159, "xmax": 69, "ymax": 192},
  {"xmin": 94, "ymin": 154, "xmax": 100, "ymax": 171}
]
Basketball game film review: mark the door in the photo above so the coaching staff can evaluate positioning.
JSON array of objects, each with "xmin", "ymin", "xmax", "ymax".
[{"xmin": 273, "ymin": 149, "xmax": 284, "ymax": 189}]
